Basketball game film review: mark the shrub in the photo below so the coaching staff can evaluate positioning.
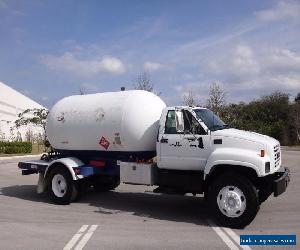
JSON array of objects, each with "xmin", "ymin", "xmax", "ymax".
[{"xmin": 0, "ymin": 141, "xmax": 32, "ymax": 154}]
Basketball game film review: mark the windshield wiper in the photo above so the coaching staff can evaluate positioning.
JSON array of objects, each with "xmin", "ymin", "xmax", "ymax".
[{"xmin": 211, "ymin": 124, "xmax": 229, "ymax": 131}]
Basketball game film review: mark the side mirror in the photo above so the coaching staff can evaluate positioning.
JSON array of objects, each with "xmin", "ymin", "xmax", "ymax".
[{"xmin": 175, "ymin": 110, "xmax": 184, "ymax": 132}]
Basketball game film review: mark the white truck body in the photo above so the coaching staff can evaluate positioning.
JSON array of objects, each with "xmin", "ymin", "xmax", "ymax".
[
  {"xmin": 46, "ymin": 90, "xmax": 166, "ymax": 152},
  {"xmin": 18, "ymin": 90, "xmax": 290, "ymax": 228}
]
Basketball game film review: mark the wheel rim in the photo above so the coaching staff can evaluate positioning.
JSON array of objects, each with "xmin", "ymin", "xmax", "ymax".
[
  {"xmin": 52, "ymin": 174, "xmax": 67, "ymax": 198},
  {"xmin": 217, "ymin": 186, "xmax": 246, "ymax": 218}
]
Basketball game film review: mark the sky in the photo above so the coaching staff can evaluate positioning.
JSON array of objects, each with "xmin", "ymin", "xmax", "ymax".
[{"xmin": 0, "ymin": 0, "xmax": 300, "ymax": 108}]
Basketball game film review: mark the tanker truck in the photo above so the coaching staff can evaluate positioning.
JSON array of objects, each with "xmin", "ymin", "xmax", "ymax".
[{"xmin": 18, "ymin": 90, "xmax": 290, "ymax": 228}]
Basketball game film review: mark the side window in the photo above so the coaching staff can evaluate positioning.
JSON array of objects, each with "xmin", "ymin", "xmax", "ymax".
[
  {"xmin": 184, "ymin": 111, "xmax": 206, "ymax": 135},
  {"xmin": 165, "ymin": 111, "xmax": 177, "ymax": 134}
]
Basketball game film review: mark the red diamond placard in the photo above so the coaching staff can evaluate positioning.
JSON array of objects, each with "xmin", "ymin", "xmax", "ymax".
[{"xmin": 99, "ymin": 136, "xmax": 110, "ymax": 150}]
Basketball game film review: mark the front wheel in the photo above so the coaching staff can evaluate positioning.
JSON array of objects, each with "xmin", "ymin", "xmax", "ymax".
[
  {"xmin": 48, "ymin": 166, "xmax": 75, "ymax": 205},
  {"xmin": 208, "ymin": 173, "xmax": 259, "ymax": 228}
]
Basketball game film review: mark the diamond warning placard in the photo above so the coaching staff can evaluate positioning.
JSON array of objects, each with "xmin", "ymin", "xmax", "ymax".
[{"xmin": 99, "ymin": 136, "xmax": 110, "ymax": 150}]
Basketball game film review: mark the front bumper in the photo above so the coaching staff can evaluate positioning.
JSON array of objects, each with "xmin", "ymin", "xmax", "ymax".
[{"xmin": 273, "ymin": 167, "xmax": 290, "ymax": 197}]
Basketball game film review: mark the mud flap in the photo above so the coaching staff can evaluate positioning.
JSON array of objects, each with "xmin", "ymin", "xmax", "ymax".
[{"xmin": 37, "ymin": 173, "xmax": 47, "ymax": 194}]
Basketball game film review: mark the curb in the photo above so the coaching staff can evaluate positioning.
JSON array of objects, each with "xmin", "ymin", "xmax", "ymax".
[
  {"xmin": 281, "ymin": 146, "xmax": 300, "ymax": 152},
  {"xmin": 0, "ymin": 154, "xmax": 43, "ymax": 161}
]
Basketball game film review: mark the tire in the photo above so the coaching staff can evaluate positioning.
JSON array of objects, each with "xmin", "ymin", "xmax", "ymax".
[
  {"xmin": 258, "ymin": 189, "xmax": 273, "ymax": 204},
  {"xmin": 72, "ymin": 179, "xmax": 89, "ymax": 202},
  {"xmin": 208, "ymin": 173, "xmax": 259, "ymax": 229},
  {"xmin": 47, "ymin": 166, "xmax": 74, "ymax": 205},
  {"xmin": 258, "ymin": 179, "xmax": 273, "ymax": 204}
]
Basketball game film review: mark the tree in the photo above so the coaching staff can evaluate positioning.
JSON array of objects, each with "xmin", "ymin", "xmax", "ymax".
[
  {"xmin": 15, "ymin": 108, "xmax": 49, "ymax": 143},
  {"xmin": 133, "ymin": 72, "xmax": 161, "ymax": 96},
  {"xmin": 295, "ymin": 92, "xmax": 300, "ymax": 103},
  {"xmin": 0, "ymin": 120, "xmax": 8, "ymax": 141},
  {"xmin": 37, "ymin": 133, "xmax": 44, "ymax": 144},
  {"xmin": 0, "ymin": 127, "xmax": 5, "ymax": 141},
  {"xmin": 221, "ymin": 91, "xmax": 293, "ymax": 145},
  {"xmin": 79, "ymin": 86, "xmax": 86, "ymax": 95},
  {"xmin": 206, "ymin": 82, "xmax": 226, "ymax": 114},
  {"xmin": 25, "ymin": 128, "xmax": 34, "ymax": 142},
  {"xmin": 16, "ymin": 131, "xmax": 22, "ymax": 142},
  {"xmin": 222, "ymin": 102, "xmax": 246, "ymax": 126},
  {"xmin": 183, "ymin": 91, "xmax": 197, "ymax": 106},
  {"xmin": 293, "ymin": 92, "xmax": 300, "ymax": 143},
  {"xmin": 9, "ymin": 127, "xmax": 16, "ymax": 142}
]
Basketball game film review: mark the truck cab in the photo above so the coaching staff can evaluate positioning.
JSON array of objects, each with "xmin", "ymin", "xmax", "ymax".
[
  {"xmin": 157, "ymin": 106, "xmax": 281, "ymax": 176},
  {"xmin": 155, "ymin": 106, "xmax": 289, "ymax": 228}
]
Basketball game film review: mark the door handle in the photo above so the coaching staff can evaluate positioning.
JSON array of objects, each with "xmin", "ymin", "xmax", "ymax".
[
  {"xmin": 160, "ymin": 138, "xmax": 168, "ymax": 143},
  {"xmin": 184, "ymin": 135, "xmax": 196, "ymax": 141}
]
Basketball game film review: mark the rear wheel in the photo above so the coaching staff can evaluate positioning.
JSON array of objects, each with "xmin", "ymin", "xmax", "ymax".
[
  {"xmin": 48, "ymin": 166, "xmax": 74, "ymax": 205},
  {"xmin": 72, "ymin": 178, "xmax": 88, "ymax": 202},
  {"xmin": 208, "ymin": 173, "xmax": 259, "ymax": 228}
]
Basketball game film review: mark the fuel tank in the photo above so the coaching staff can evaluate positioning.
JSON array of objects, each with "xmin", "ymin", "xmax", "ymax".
[{"xmin": 46, "ymin": 90, "xmax": 166, "ymax": 154}]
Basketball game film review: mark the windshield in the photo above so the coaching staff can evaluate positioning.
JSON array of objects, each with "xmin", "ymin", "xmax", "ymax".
[{"xmin": 193, "ymin": 109, "xmax": 228, "ymax": 131}]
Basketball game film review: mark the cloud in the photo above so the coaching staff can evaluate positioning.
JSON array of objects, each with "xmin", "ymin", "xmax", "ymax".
[
  {"xmin": 0, "ymin": 0, "xmax": 8, "ymax": 9},
  {"xmin": 209, "ymin": 45, "xmax": 260, "ymax": 78},
  {"xmin": 264, "ymin": 48, "xmax": 300, "ymax": 73},
  {"xmin": 31, "ymin": 2, "xmax": 300, "ymax": 105},
  {"xmin": 139, "ymin": 2, "xmax": 300, "ymax": 104},
  {"xmin": 206, "ymin": 44, "xmax": 300, "ymax": 92},
  {"xmin": 41, "ymin": 96, "xmax": 49, "ymax": 101},
  {"xmin": 173, "ymin": 82, "xmax": 211, "ymax": 104},
  {"xmin": 171, "ymin": 42, "xmax": 300, "ymax": 104},
  {"xmin": 101, "ymin": 57, "xmax": 126, "ymax": 74},
  {"xmin": 269, "ymin": 75, "xmax": 300, "ymax": 89},
  {"xmin": 40, "ymin": 52, "xmax": 126, "ymax": 76},
  {"xmin": 119, "ymin": 17, "xmax": 166, "ymax": 42},
  {"xmin": 143, "ymin": 61, "xmax": 165, "ymax": 72},
  {"xmin": 12, "ymin": 10, "xmax": 27, "ymax": 16},
  {"xmin": 255, "ymin": 1, "xmax": 300, "ymax": 21},
  {"xmin": 143, "ymin": 18, "xmax": 165, "ymax": 40}
]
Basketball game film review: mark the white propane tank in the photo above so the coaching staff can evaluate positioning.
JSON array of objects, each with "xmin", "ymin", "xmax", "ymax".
[{"xmin": 46, "ymin": 90, "xmax": 166, "ymax": 153}]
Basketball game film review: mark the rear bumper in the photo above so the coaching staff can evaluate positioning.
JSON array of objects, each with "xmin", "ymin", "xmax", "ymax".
[
  {"xmin": 273, "ymin": 167, "xmax": 290, "ymax": 197},
  {"xmin": 18, "ymin": 160, "xmax": 49, "ymax": 175}
]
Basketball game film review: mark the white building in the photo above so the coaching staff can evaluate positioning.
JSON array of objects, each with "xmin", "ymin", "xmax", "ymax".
[{"xmin": 0, "ymin": 81, "xmax": 45, "ymax": 141}]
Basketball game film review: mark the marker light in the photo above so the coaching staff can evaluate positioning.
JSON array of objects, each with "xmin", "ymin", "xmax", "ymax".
[
  {"xmin": 260, "ymin": 150, "xmax": 265, "ymax": 157},
  {"xmin": 265, "ymin": 162, "xmax": 270, "ymax": 173}
]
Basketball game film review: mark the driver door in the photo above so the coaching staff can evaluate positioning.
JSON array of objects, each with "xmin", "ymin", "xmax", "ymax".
[{"xmin": 159, "ymin": 109, "xmax": 211, "ymax": 171}]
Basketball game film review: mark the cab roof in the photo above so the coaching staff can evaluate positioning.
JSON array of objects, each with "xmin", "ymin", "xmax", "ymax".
[{"xmin": 166, "ymin": 106, "xmax": 207, "ymax": 110}]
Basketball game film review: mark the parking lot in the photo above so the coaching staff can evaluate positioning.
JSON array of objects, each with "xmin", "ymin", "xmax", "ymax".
[{"xmin": 0, "ymin": 149, "xmax": 298, "ymax": 250}]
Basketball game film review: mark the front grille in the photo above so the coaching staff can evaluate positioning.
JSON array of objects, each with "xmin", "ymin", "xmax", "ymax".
[{"xmin": 274, "ymin": 144, "xmax": 281, "ymax": 168}]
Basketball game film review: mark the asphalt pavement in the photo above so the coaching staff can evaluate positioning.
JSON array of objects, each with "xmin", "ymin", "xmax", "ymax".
[{"xmin": 0, "ymin": 150, "xmax": 298, "ymax": 250}]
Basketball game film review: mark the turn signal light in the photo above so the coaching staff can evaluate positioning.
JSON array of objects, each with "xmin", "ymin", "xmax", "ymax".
[{"xmin": 260, "ymin": 150, "xmax": 265, "ymax": 157}]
